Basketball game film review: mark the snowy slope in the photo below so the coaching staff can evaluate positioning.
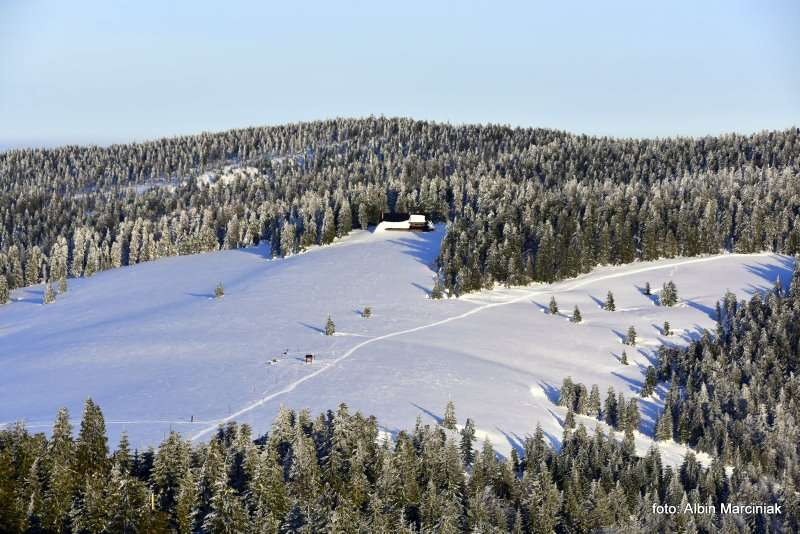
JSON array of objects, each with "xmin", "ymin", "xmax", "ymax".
[{"xmin": 1, "ymin": 227, "xmax": 794, "ymax": 465}]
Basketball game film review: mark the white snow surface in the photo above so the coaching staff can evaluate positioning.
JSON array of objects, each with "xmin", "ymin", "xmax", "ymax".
[{"xmin": 1, "ymin": 226, "xmax": 794, "ymax": 466}]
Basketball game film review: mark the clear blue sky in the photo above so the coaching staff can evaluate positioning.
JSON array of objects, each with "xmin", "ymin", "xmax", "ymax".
[{"xmin": 1, "ymin": 0, "xmax": 798, "ymax": 148}]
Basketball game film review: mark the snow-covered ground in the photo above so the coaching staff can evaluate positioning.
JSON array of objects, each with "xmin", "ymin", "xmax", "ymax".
[{"xmin": 1, "ymin": 227, "xmax": 793, "ymax": 465}]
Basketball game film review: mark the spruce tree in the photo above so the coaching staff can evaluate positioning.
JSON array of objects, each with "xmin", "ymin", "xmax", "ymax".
[
  {"xmin": 321, "ymin": 206, "xmax": 336, "ymax": 245},
  {"xmin": 548, "ymin": 296, "xmax": 559, "ymax": 315},
  {"xmin": 214, "ymin": 282, "xmax": 224, "ymax": 298},
  {"xmin": 0, "ymin": 275, "xmax": 8, "ymax": 304},
  {"xmin": 43, "ymin": 282, "xmax": 56, "ymax": 304},
  {"xmin": 460, "ymin": 418, "xmax": 476, "ymax": 466},
  {"xmin": 76, "ymin": 398, "xmax": 109, "ymax": 478},
  {"xmin": 626, "ymin": 325, "xmax": 637, "ymax": 346},
  {"xmin": 325, "ymin": 315, "xmax": 335, "ymax": 336},
  {"xmin": 442, "ymin": 400, "xmax": 457, "ymax": 430},
  {"xmin": 587, "ymin": 385, "xmax": 601, "ymax": 418},
  {"xmin": 604, "ymin": 387, "xmax": 618, "ymax": 428},
  {"xmin": 644, "ymin": 282, "xmax": 651, "ymax": 295},
  {"xmin": 431, "ymin": 277, "xmax": 445, "ymax": 299},
  {"xmin": 620, "ymin": 350, "xmax": 628, "ymax": 365},
  {"xmin": 605, "ymin": 291, "xmax": 616, "ymax": 311},
  {"xmin": 571, "ymin": 305, "xmax": 582, "ymax": 323},
  {"xmin": 661, "ymin": 281, "xmax": 678, "ymax": 306},
  {"xmin": 361, "ymin": 306, "xmax": 371, "ymax": 318},
  {"xmin": 663, "ymin": 321, "xmax": 671, "ymax": 336},
  {"xmin": 655, "ymin": 408, "xmax": 674, "ymax": 441}
]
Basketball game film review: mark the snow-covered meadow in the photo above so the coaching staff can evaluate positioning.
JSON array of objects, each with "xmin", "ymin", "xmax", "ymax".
[{"xmin": 1, "ymin": 226, "xmax": 794, "ymax": 464}]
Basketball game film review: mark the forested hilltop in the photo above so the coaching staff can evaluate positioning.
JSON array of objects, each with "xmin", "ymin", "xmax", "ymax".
[{"xmin": 1, "ymin": 118, "xmax": 799, "ymax": 299}]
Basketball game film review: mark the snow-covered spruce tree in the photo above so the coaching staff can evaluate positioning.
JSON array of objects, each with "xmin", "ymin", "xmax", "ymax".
[
  {"xmin": 58, "ymin": 276, "xmax": 67, "ymax": 293},
  {"xmin": 660, "ymin": 280, "xmax": 678, "ymax": 306},
  {"xmin": 0, "ymin": 275, "xmax": 8, "ymax": 304},
  {"xmin": 662, "ymin": 320, "xmax": 671, "ymax": 336},
  {"xmin": 548, "ymin": 296, "xmax": 558, "ymax": 315},
  {"xmin": 431, "ymin": 277, "xmax": 445, "ymax": 299},
  {"xmin": 604, "ymin": 291, "xmax": 616, "ymax": 311},
  {"xmin": 641, "ymin": 366, "xmax": 657, "ymax": 397},
  {"xmin": 321, "ymin": 206, "xmax": 336, "ymax": 245},
  {"xmin": 460, "ymin": 418, "xmax": 476, "ymax": 465},
  {"xmin": 587, "ymin": 384, "xmax": 601, "ymax": 418},
  {"xmin": 325, "ymin": 315, "xmax": 335, "ymax": 336},
  {"xmin": 43, "ymin": 282, "xmax": 56, "ymax": 304},
  {"xmin": 655, "ymin": 408, "xmax": 674, "ymax": 441},
  {"xmin": 442, "ymin": 400, "xmax": 457, "ymax": 430},
  {"xmin": 620, "ymin": 350, "xmax": 628, "ymax": 365},
  {"xmin": 626, "ymin": 325, "xmax": 637, "ymax": 346},
  {"xmin": 571, "ymin": 305, "xmax": 582, "ymax": 323},
  {"xmin": 214, "ymin": 282, "xmax": 224, "ymax": 298}
]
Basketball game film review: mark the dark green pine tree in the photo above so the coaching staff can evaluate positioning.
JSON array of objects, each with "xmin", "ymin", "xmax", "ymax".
[
  {"xmin": 604, "ymin": 291, "xmax": 616, "ymax": 311},
  {"xmin": 604, "ymin": 387, "xmax": 618, "ymax": 428},
  {"xmin": 75, "ymin": 398, "xmax": 109, "ymax": 479},
  {"xmin": 460, "ymin": 418, "xmax": 476, "ymax": 466},
  {"xmin": 43, "ymin": 408, "xmax": 76, "ymax": 532},
  {"xmin": 325, "ymin": 315, "xmax": 336, "ymax": 336},
  {"xmin": 661, "ymin": 281, "xmax": 678, "ymax": 306},
  {"xmin": 548, "ymin": 296, "xmax": 559, "ymax": 315},
  {"xmin": 571, "ymin": 305, "xmax": 582, "ymax": 323},
  {"xmin": 626, "ymin": 325, "xmax": 637, "ymax": 346},
  {"xmin": 641, "ymin": 366, "xmax": 658, "ymax": 397},
  {"xmin": 442, "ymin": 400, "xmax": 457, "ymax": 430},
  {"xmin": 0, "ymin": 275, "xmax": 9, "ymax": 304},
  {"xmin": 655, "ymin": 407, "xmax": 674, "ymax": 441},
  {"xmin": 202, "ymin": 477, "xmax": 249, "ymax": 533}
]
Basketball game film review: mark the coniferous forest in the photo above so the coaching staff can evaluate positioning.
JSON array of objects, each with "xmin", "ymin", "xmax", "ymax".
[
  {"xmin": 1, "ymin": 118, "xmax": 800, "ymax": 298},
  {"xmin": 2, "ymin": 119, "xmax": 800, "ymax": 532},
  {"xmin": 0, "ymin": 267, "xmax": 798, "ymax": 532}
]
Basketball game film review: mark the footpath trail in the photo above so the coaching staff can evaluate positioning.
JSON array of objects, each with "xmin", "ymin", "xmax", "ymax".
[{"xmin": 190, "ymin": 252, "xmax": 771, "ymax": 441}]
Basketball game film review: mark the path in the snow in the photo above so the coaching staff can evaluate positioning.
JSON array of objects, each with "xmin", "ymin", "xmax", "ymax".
[{"xmin": 190, "ymin": 252, "xmax": 774, "ymax": 441}]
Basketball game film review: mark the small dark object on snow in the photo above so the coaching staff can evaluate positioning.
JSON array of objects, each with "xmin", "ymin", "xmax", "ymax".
[{"xmin": 305, "ymin": 354, "xmax": 313, "ymax": 364}]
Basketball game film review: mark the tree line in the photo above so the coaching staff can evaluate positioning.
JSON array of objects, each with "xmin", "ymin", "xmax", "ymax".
[{"xmin": 2, "ymin": 119, "xmax": 799, "ymax": 298}]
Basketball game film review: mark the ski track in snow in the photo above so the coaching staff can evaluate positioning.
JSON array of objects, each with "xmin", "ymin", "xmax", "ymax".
[{"xmin": 190, "ymin": 252, "xmax": 770, "ymax": 441}]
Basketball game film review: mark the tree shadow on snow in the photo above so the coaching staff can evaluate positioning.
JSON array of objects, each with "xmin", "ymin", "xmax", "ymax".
[
  {"xmin": 531, "ymin": 300, "xmax": 549, "ymax": 313},
  {"xmin": 611, "ymin": 371, "xmax": 643, "ymax": 394},
  {"xmin": 685, "ymin": 299, "xmax": 716, "ymax": 320},
  {"xmin": 231, "ymin": 242, "xmax": 273, "ymax": 259},
  {"xmin": 634, "ymin": 285, "xmax": 660, "ymax": 305},
  {"xmin": 298, "ymin": 322, "xmax": 325, "ymax": 334},
  {"xmin": 387, "ymin": 232, "xmax": 443, "ymax": 269},
  {"xmin": 410, "ymin": 402, "xmax": 443, "ymax": 425},
  {"xmin": 634, "ymin": 396, "xmax": 664, "ymax": 436},
  {"xmin": 589, "ymin": 295, "xmax": 605, "ymax": 309},
  {"xmin": 411, "ymin": 282, "xmax": 432, "ymax": 297},
  {"xmin": 538, "ymin": 382, "xmax": 561, "ymax": 405},
  {"xmin": 496, "ymin": 427, "xmax": 526, "ymax": 458},
  {"xmin": 744, "ymin": 257, "xmax": 795, "ymax": 292},
  {"xmin": 678, "ymin": 325, "xmax": 708, "ymax": 344},
  {"xmin": 611, "ymin": 329, "xmax": 627, "ymax": 344},
  {"xmin": 547, "ymin": 408, "xmax": 564, "ymax": 429},
  {"xmin": 12, "ymin": 287, "xmax": 45, "ymax": 305}
]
